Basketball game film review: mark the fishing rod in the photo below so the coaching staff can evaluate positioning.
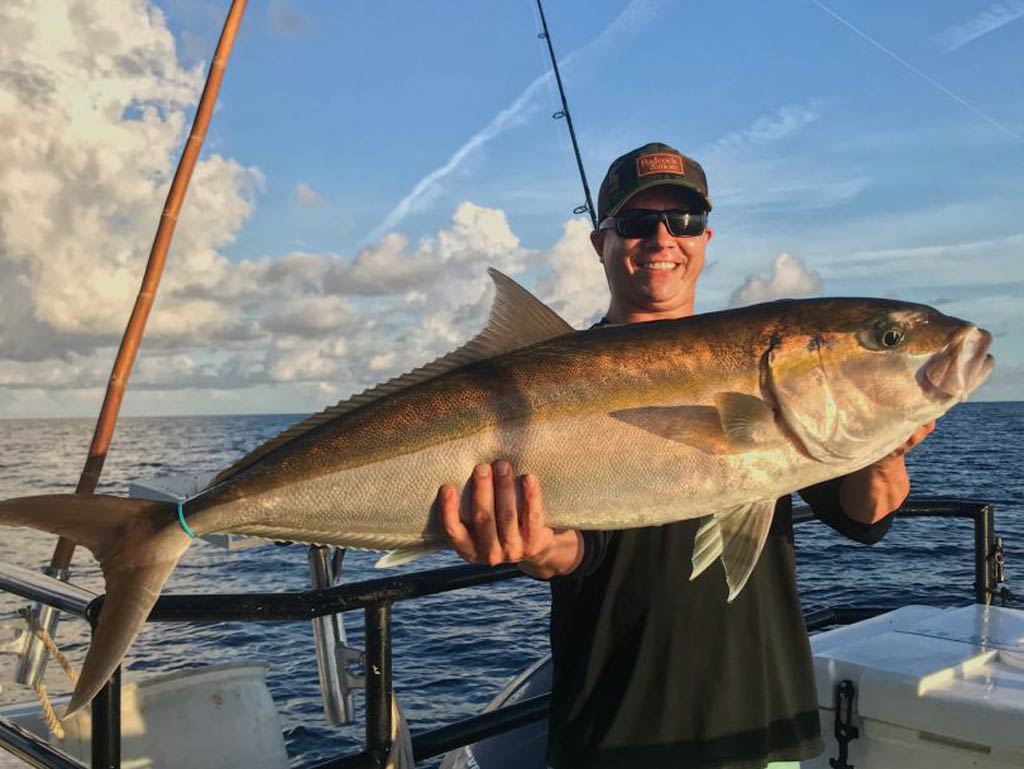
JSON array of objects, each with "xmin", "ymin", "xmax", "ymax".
[
  {"xmin": 17, "ymin": 0, "xmax": 251, "ymax": 691},
  {"xmin": 535, "ymin": 0, "xmax": 597, "ymax": 228}
]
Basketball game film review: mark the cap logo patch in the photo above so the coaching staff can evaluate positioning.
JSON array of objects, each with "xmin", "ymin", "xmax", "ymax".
[{"xmin": 637, "ymin": 153, "xmax": 684, "ymax": 177}]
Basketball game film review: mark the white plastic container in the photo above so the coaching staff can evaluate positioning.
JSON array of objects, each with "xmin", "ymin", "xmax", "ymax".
[
  {"xmin": 5, "ymin": 663, "xmax": 289, "ymax": 769},
  {"xmin": 803, "ymin": 604, "xmax": 1024, "ymax": 769}
]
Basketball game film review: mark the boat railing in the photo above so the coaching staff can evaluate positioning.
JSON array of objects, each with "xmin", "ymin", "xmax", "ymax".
[{"xmin": 0, "ymin": 496, "xmax": 1008, "ymax": 769}]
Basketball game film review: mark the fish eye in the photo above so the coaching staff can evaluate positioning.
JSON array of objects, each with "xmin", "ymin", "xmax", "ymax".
[{"xmin": 880, "ymin": 326, "xmax": 904, "ymax": 349}]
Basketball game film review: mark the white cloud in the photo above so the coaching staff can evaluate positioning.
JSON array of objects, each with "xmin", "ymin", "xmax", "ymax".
[
  {"xmin": 937, "ymin": 2, "xmax": 1024, "ymax": 52},
  {"xmin": 710, "ymin": 103, "xmax": 822, "ymax": 154},
  {"xmin": 293, "ymin": 182, "xmax": 322, "ymax": 208},
  {"xmin": 328, "ymin": 202, "xmax": 525, "ymax": 297},
  {"xmin": 729, "ymin": 253, "xmax": 822, "ymax": 307},
  {"xmin": 705, "ymin": 105, "xmax": 870, "ymax": 213},
  {"xmin": 0, "ymin": 0, "xmax": 261, "ymax": 355},
  {"xmin": 816, "ymin": 232, "xmax": 1024, "ymax": 289},
  {"xmin": 531, "ymin": 219, "xmax": 607, "ymax": 327},
  {"xmin": 712, "ymin": 172, "xmax": 869, "ymax": 212}
]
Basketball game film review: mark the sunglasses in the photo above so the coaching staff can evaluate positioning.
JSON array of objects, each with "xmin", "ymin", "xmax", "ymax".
[{"xmin": 598, "ymin": 209, "xmax": 708, "ymax": 239}]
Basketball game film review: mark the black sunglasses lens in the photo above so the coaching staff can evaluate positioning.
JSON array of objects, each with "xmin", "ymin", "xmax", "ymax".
[
  {"xmin": 664, "ymin": 212, "xmax": 705, "ymax": 237},
  {"xmin": 614, "ymin": 211, "xmax": 705, "ymax": 238},
  {"xmin": 615, "ymin": 216, "xmax": 653, "ymax": 238}
]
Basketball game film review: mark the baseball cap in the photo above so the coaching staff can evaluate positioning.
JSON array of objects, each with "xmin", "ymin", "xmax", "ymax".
[{"xmin": 597, "ymin": 142, "xmax": 712, "ymax": 221}]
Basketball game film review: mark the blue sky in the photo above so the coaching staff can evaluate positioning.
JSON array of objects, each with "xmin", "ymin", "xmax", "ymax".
[{"xmin": 0, "ymin": 0, "xmax": 1021, "ymax": 417}]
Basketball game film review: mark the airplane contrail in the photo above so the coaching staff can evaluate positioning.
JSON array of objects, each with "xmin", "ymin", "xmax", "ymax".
[
  {"xmin": 809, "ymin": 0, "xmax": 1022, "ymax": 143},
  {"xmin": 364, "ymin": 0, "xmax": 664, "ymax": 244}
]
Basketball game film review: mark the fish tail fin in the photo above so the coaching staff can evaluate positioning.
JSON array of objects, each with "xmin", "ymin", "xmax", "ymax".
[{"xmin": 0, "ymin": 494, "xmax": 191, "ymax": 715}]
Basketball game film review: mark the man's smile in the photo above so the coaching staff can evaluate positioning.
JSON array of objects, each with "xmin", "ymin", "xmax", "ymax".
[{"xmin": 634, "ymin": 258, "xmax": 684, "ymax": 272}]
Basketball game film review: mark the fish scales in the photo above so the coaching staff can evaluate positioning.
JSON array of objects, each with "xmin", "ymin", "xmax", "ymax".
[
  {"xmin": 189, "ymin": 313, "xmax": 775, "ymax": 542},
  {"xmin": 0, "ymin": 271, "xmax": 995, "ymax": 715}
]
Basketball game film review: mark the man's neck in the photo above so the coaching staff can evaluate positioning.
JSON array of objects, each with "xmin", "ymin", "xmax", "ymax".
[{"xmin": 605, "ymin": 300, "xmax": 695, "ymax": 324}]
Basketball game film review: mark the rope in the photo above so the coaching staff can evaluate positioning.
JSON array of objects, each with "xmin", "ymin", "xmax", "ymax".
[
  {"xmin": 26, "ymin": 625, "xmax": 80, "ymax": 741},
  {"xmin": 34, "ymin": 683, "xmax": 66, "ymax": 741},
  {"xmin": 34, "ymin": 627, "xmax": 79, "ymax": 684}
]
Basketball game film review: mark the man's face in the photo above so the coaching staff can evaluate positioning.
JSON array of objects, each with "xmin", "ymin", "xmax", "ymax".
[{"xmin": 591, "ymin": 186, "xmax": 713, "ymax": 323}]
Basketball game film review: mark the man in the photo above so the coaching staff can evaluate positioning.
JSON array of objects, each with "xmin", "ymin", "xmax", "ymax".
[{"xmin": 439, "ymin": 143, "xmax": 933, "ymax": 769}]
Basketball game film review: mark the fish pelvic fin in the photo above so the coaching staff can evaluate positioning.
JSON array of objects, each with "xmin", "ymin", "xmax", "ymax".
[
  {"xmin": 0, "ymin": 494, "xmax": 191, "ymax": 715},
  {"xmin": 689, "ymin": 498, "xmax": 776, "ymax": 602}
]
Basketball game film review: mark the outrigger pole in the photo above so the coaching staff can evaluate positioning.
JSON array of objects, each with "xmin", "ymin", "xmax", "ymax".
[
  {"xmin": 18, "ymin": 0, "xmax": 251, "ymax": 690},
  {"xmin": 535, "ymin": 0, "xmax": 598, "ymax": 228}
]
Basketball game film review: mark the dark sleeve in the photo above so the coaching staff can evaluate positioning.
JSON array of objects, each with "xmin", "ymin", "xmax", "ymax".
[
  {"xmin": 567, "ymin": 529, "xmax": 615, "ymax": 578},
  {"xmin": 798, "ymin": 476, "xmax": 895, "ymax": 545}
]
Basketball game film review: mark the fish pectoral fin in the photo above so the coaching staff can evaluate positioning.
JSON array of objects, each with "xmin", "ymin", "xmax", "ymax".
[
  {"xmin": 610, "ymin": 405, "xmax": 741, "ymax": 454},
  {"xmin": 714, "ymin": 392, "xmax": 778, "ymax": 448},
  {"xmin": 690, "ymin": 516, "xmax": 724, "ymax": 581},
  {"xmin": 716, "ymin": 499, "xmax": 776, "ymax": 602},
  {"xmin": 375, "ymin": 545, "xmax": 439, "ymax": 568}
]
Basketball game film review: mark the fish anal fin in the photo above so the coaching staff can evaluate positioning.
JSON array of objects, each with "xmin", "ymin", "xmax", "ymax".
[
  {"xmin": 690, "ymin": 516, "xmax": 723, "ymax": 581},
  {"xmin": 210, "ymin": 269, "xmax": 573, "ymax": 487},
  {"xmin": 375, "ymin": 545, "xmax": 439, "ymax": 568},
  {"xmin": 717, "ymin": 499, "xmax": 776, "ymax": 602},
  {"xmin": 713, "ymin": 392, "xmax": 778, "ymax": 449}
]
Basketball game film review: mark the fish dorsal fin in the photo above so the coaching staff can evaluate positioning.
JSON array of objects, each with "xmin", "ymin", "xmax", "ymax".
[{"xmin": 208, "ymin": 269, "xmax": 572, "ymax": 487}]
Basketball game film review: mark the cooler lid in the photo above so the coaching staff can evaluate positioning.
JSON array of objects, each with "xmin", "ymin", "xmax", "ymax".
[{"xmin": 812, "ymin": 605, "xmax": 1024, "ymax": 751}]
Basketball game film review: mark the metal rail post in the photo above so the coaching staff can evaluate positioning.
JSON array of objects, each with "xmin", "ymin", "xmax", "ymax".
[
  {"xmin": 974, "ymin": 503, "xmax": 997, "ymax": 605},
  {"xmin": 364, "ymin": 604, "xmax": 393, "ymax": 767},
  {"xmin": 90, "ymin": 667, "xmax": 121, "ymax": 769}
]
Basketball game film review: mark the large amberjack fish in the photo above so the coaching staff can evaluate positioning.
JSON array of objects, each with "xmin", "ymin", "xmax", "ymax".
[{"xmin": 0, "ymin": 270, "xmax": 994, "ymax": 713}]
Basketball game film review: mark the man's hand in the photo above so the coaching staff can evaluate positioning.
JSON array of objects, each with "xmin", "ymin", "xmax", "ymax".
[
  {"xmin": 438, "ymin": 460, "xmax": 583, "ymax": 579},
  {"xmin": 839, "ymin": 421, "xmax": 936, "ymax": 524}
]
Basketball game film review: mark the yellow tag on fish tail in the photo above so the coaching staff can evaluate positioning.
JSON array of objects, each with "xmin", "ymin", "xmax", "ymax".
[{"xmin": 713, "ymin": 392, "xmax": 777, "ymax": 448}]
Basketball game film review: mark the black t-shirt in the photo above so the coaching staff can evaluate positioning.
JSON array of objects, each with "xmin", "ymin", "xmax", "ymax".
[{"xmin": 547, "ymin": 479, "xmax": 892, "ymax": 769}]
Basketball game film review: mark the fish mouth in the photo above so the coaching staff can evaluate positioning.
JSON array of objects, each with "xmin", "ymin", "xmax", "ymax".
[{"xmin": 920, "ymin": 325, "xmax": 994, "ymax": 402}]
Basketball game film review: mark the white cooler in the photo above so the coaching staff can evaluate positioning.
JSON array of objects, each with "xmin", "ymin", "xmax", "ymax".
[{"xmin": 801, "ymin": 604, "xmax": 1024, "ymax": 769}]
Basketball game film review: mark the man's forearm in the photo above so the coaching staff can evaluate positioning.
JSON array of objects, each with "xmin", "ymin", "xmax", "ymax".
[
  {"xmin": 519, "ymin": 529, "xmax": 584, "ymax": 580},
  {"xmin": 839, "ymin": 455, "xmax": 910, "ymax": 524}
]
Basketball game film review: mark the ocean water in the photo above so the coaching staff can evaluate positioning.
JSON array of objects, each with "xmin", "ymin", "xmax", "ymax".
[{"xmin": 0, "ymin": 402, "xmax": 1020, "ymax": 766}]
